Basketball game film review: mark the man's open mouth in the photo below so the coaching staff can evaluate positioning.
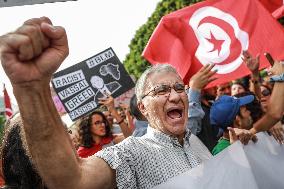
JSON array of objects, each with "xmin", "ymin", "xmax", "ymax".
[{"xmin": 166, "ymin": 107, "xmax": 183, "ymax": 119}]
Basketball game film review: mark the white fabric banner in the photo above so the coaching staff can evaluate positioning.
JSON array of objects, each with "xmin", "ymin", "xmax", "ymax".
[{"xmin": 154, "ymin": 132, "xmax": 284, "ymax": 189}]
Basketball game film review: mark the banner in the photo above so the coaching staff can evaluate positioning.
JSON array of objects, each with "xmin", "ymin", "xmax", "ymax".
[
  {"xmin": 154, "ymin": 132, "xmax": 284, "ymax": 189},
  {"xmin": 52, "ymin": 48, "xmax": 135, "ymax": 121},
  {"xmin": 0, "ymin": 0, "xmax": 77, "ymax": 7},
  {"xmin": 143, "ymin": 0, "xmax": 284, "ymax": 88}
]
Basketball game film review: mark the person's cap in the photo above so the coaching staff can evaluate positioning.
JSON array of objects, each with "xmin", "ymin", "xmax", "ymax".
[{"xmin": 210, "ymin": 95, "xmax": 254, "ymax": 129}]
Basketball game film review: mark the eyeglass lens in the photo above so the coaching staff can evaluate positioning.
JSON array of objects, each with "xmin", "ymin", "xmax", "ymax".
[
  {"xmin": 153, "ymin": 83, "xmax": 185, "ymax": 96},
  {"xmin": 261, "ymin": 89, "xmax": 271, "ymax": 97}
]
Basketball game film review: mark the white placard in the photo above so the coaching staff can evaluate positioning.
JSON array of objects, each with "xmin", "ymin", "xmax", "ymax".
[{"xmin": 154, "ymin": 132, "xmax": 284, "ymax": 189}]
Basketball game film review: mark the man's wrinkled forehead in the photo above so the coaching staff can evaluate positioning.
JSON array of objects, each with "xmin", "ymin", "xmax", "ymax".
[{"xmin": 144, "ymin": 71, "xmax": 183, "ymax": 89}]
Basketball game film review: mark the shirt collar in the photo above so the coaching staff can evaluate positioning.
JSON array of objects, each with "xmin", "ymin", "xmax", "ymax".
[{"xmin": 146, "ymin": 126, "xmax": 191, "ymax": 146}]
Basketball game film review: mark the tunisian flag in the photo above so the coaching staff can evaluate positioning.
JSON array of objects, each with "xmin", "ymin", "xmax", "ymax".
[
  {"xmin": 3, "ymin": 84, "xmax": 12, "ymax": 118},
  {"xmin": 143, "ymin": 0, "xmax": 284, "ymax": 88}
]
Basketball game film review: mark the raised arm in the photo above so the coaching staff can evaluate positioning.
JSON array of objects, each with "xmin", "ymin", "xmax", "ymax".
[
  {"xmin": 242, "ymin": 50, "xmax": 262, "ymax": 100},
  {"xmin": 187, "ymin": 64, "xmax": 217, "ymax": 135},
  {"xmin": 0, "ymin": 17, "xmax": 115, "ymax": 189},
  {"xmin": 250, "ymin": 60, "xmax": 284, "ymax": 134},
  {"xmin": 120, "ymin": 102, "xmax": 135, "ymax": 132},
  {"xmin": 99, "ymin": 96, "xmax": 132, "ymax": 137}
]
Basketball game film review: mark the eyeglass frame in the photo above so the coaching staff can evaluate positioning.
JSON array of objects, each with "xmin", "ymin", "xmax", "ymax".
[{"xmin": 141, "ymin": 83, "xmax": 186, "ymax": 99}]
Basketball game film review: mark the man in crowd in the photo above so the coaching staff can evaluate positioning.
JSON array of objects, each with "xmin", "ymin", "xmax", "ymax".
[
  {"xmin": 211, "ymin": 94, "xmax": 255, "ymax": 155},
  {"xmin": 0, "ymin": 17, "xmax": 281, "ymax": 189},
  {"xmin": 129, "ymin": 94, "xmax": 149, "ymax": 137},
  {"xmin": 216, "ymin": 82, "xmax": 231, "ymax": 97}
]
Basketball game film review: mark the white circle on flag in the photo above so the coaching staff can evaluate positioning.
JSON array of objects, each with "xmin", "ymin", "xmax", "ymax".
[{"xmin": 189, "ymin": 6, "xmax": 249, "ymax": 74}]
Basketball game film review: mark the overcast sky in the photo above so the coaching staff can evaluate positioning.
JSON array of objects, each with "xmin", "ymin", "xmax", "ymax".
[{"xmin": 0, "ymin": 0, "xmax": 160, "ymax": 104}]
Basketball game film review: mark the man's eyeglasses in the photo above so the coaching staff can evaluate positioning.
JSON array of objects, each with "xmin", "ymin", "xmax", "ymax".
[
  {"xmin": 261, "ymin": 89, "xmax": 271, "ymax": 97},
  {"xmin": 141, "ymin": 83, "xmax": 185, "ymax": 99},
  {"xmin": 92, "ymin": 120, "xmax": 105, "ymax": 126}
]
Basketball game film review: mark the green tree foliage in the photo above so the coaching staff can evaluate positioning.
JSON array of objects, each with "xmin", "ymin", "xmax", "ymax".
[
  {"xmin": 0, "ymin": 114, "xmax": 5, "ymax": 142},
  {"xmin": 279, "ymin": 17, "xmax": 284, "ymax": 25},
  {"xmin": 124, "ymin": 0, "xmax": 284, "ymax": 80},
  {"xmin": 123, "ymin": 0, "xmax": 202, "ymax": 79}
]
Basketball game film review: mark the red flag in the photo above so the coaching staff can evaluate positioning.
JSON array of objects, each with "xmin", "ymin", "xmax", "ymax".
[
  {"xmin": 259, "ymin": 0, "xmax": 284, "ymax": 19},
  {"xmin": 3, "ymin": 84, "xmax": 12, "ymax": 118},
  {"xmin": 143, "ymin": 0, "xmax": 284, "ymax": 88},
  {"xmin": 259, "ymin": 0, "xmax": 283, "ymax": 13},
  {"xmin": 272, "ymin": 5, "xmax": 284, "ymax": 19}
]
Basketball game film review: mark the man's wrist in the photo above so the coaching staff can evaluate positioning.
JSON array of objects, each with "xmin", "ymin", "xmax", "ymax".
[
  {"xmin": 252, "ymin": 72, "xmax": 259, "ymax": 78},
  {"xmin": 251, "ymin": 73, "xmax": 259, "ymax": 82},
  {"xmin": 117, "ymin": 117, "xmax": 125, "ymax": 124},
  {"xmin": 189, "ymin": 86, "xmax": 201, "ymax": 92},
  {"xmin": 108, "ymin": 107, "xmax": 116, "ymax": 112},
  {"xmin": 249, "ymin": 127, "xmax": 257, "ymax": 135},
  {"xmin": 250, "ymin": 79, "xmax": 259, "ymax": 85},
  {"xmin": 13, "ymin": 81, "xmax": 51, "ymax": 97},
  {"xmin": 13, "ymin": 78, "xmax": 50, "ymax": 90}
]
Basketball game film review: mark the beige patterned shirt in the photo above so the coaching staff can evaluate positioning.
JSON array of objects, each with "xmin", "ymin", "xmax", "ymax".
[{"xmin": 95, "ymin": 127, "xmax": 212, "ymax": 189}]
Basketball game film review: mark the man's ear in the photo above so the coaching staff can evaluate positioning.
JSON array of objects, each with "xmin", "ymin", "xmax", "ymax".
[{"xmin": 138, "ymin": 101, "xmax": 147, "ymax": 117}]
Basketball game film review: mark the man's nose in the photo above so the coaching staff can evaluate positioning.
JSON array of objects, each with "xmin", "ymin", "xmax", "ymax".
[{"xmin": 168, "ymin": 88, "xmax": 181, "ymax": 102}]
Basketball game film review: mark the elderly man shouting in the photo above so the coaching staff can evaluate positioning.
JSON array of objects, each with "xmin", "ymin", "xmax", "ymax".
[{"xmin": 0, "ymin": 17, "xmax": 256, "ymax": 189}]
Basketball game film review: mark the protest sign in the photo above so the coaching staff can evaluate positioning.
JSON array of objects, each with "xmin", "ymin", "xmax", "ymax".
[
  {"xmin": 154, "ymin": 132, "xmax": 284, "ymax": 189},
  {"xmin": 52, "ymin": 48, "xmax": 135, "ymax": 121}
]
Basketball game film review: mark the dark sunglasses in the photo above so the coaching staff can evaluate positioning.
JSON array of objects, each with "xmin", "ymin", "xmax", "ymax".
[
  {"xmin": 261, "ymin": 89, "xmax": 271, "ymax": 97},
  {"xmin": 142, "ymin": 83, "xmax": 185, "ymax": 99}
]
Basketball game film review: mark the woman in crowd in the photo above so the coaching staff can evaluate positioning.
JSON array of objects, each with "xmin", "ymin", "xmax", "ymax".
[
  {"xmin": 260, "ymin": 83, "xmax": 272, "ymax": 112},
  {"xmin": 77, "ymin": 111, "xmax": 124, "ymax": 158}
]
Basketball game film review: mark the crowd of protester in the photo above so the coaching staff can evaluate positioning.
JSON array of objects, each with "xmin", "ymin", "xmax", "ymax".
[{"xmin": 0, "ymin": 17, "xmax": 283, "ymax": 188}]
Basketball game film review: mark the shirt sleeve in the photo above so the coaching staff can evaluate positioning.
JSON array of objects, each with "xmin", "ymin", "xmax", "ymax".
[
  {"xmin": 187, "ymin": 88, "xmax": 205, "ymax": 135},
  {"xmin": 95, "ymin": 138, "xmax": 137, "ymax": 189}
]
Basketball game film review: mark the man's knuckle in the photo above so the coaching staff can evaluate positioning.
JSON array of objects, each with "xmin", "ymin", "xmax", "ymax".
[{"xmin": 24, "ymin": 18, "xmax": 41, "ymax": 25}]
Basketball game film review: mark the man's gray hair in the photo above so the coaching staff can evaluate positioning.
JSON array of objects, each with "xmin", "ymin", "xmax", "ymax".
[{"xmin": 135, "ymin": 64, "xmax": 180, "ymax": 102}]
